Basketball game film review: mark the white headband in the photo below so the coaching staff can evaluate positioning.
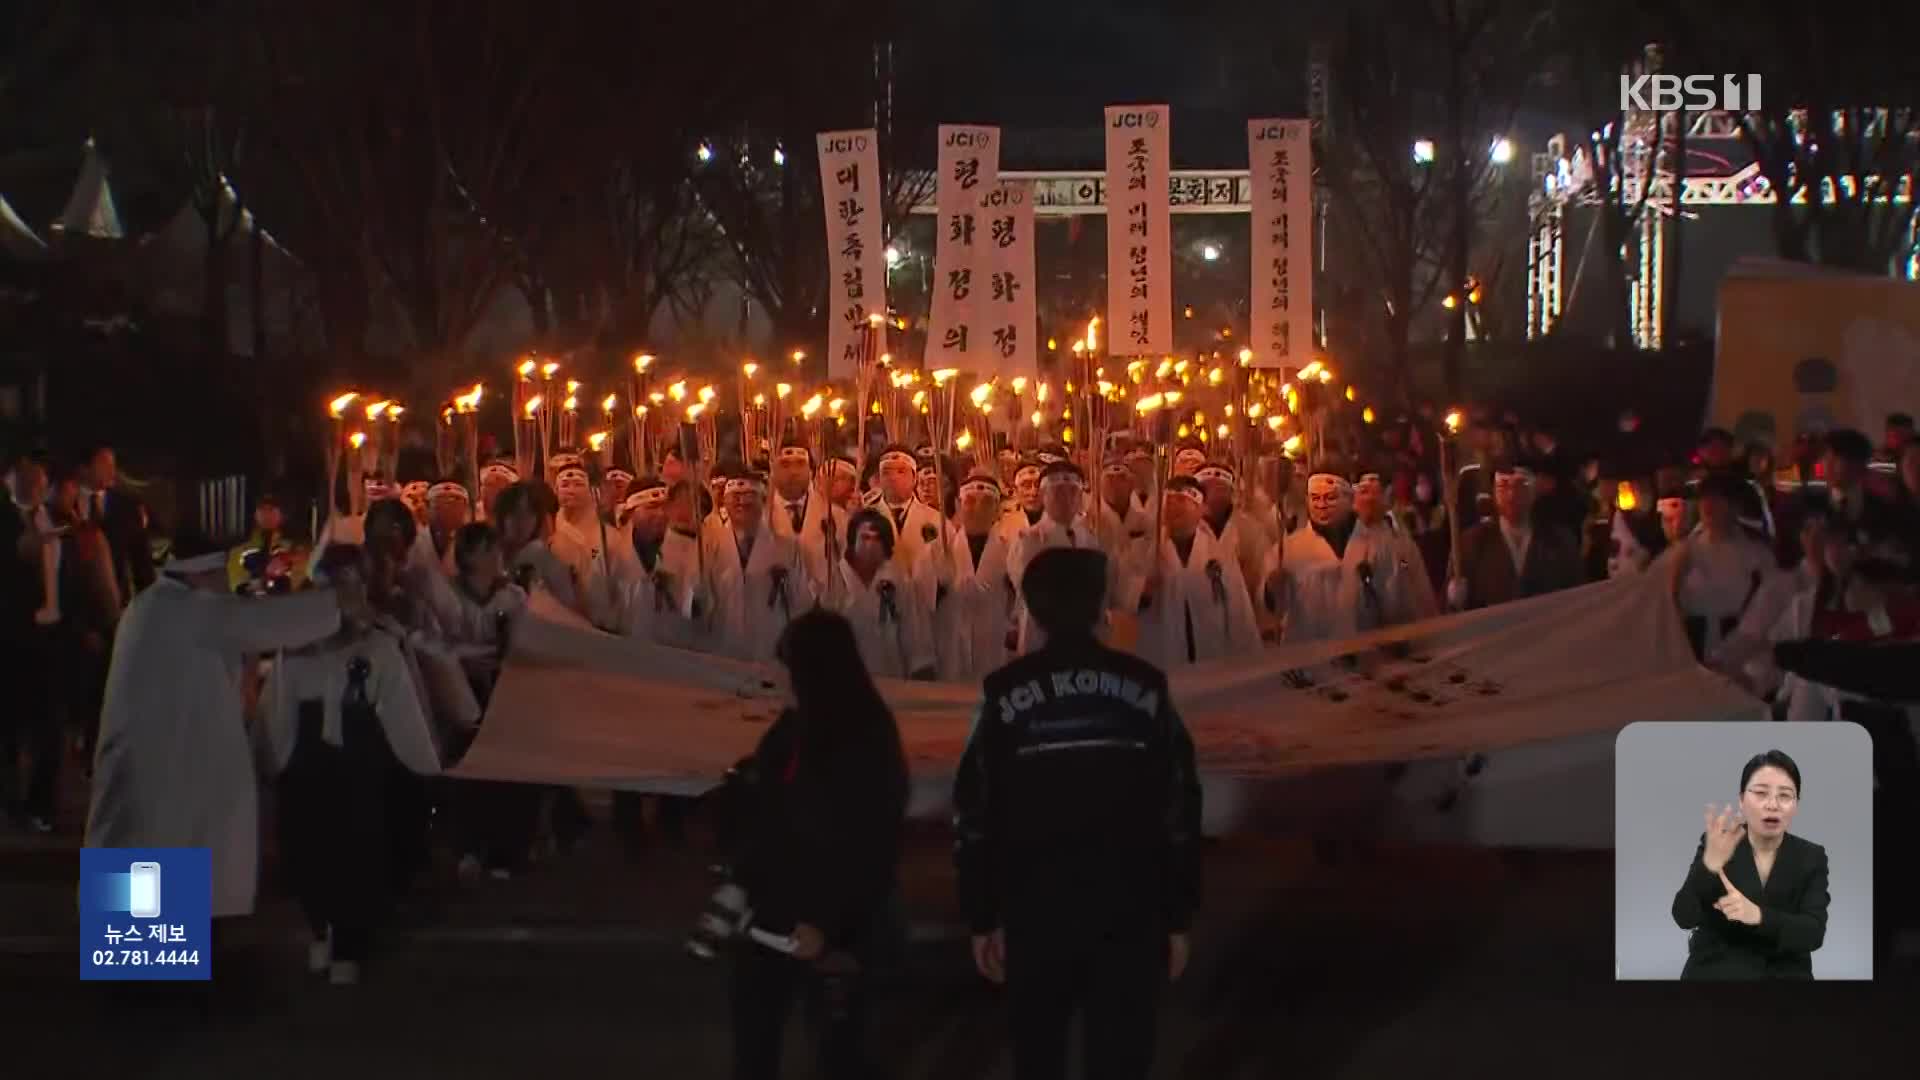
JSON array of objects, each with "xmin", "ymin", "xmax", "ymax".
[
  {"xmin": 1175, "ymin": 448, "xmax": 1207, "ymax": 464},
  {"xmin": 1036, "ymin": 450, "xmax": 1066, "ymax": 464},
  {"xmin": 724, "ymin": 477, "xmax": 763, "ymax": 496},
  {"xmin": 480, "ymin": 463, "xmax": 518, "ymax": 484},
  {"xmin": 1353, "ymin": 473, "xmax": 1382, "ymax": 491},
  {"xmin": 1657, "ymin": 497, "xmax": 1686, "ymax": 512},
  {"xmin": 428, "ymin": 482, "xmax": 469, "ymax": 502},
  {"xmin": 959, "ymin": 477, "xmax": 1002, "ymax": 498},
  {"xmin": 1194, "ymin": 465, "xmax": 1235, "ymax": 485},
  {"xmin": 830, "ymin": 459, "xmax": 858, "ymax": 479},
  {"xmin": 1307, "ymin": 473, "xmax": 1351, "ymax": 497},
  {"xmin": 1014, "ymin": 464, "xmax": 1041, "ymax": 481},
  {"xmin": 1494, "ymin": 468, "xmax": 1534, "ymax": 484},
  {"xmin": 777, "ymin": 446, "xmax": 811, "ymax": 463},
  {"xmin": 1164, "ymin": 483, "xmax": 1204, "ymax": 504},
  {"xmin": 879, "ymin": 450, "xmax": 916, "ymax": 468},
  {"xmin": 548, "ymin": 453, "xmax": 583, "ymax": 472},
  {"xmin": 604, "ymin": 468, "xmax": 634, "ymax": 483},
  {"xmin": 1040, "ymin": 469, "xmax": 1084, "ymax": 489}
]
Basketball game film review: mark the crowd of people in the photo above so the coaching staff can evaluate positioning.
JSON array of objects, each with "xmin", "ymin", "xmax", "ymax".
[{"xmin": 2, "ymin": 403, "xmax": 1917, "ymax": 1059}]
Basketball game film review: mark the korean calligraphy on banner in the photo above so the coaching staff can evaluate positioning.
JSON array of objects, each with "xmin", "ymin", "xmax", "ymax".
[
  {"xmin": 1103, "ymin": 105, "xmax": 1172, "ymax": 357},
  {"xmin": 978, "ymin": 179, "xmax": 1037, "ymax": 380},
  {"xmin": 928, "ymin": 125, "xmax": 1001, "ymax": 372},
  {"xmin": 817, "ymin": 128, "xmax": 887, "ymax": 379},
  {"xmin": 1248, "ymin": 119, "xmax": 1315, "ymax": 370}
]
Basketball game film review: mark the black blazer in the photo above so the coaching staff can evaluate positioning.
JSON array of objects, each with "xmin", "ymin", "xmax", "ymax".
[{"xmin": 1672, "ymin": 832, "xmax": 1829, "ymax": 979}]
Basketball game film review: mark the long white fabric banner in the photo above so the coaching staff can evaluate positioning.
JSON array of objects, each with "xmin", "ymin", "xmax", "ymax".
[
  {"xmin": 979, "ymin": 179, "xmax": 1037, "ymax": 381},
  {"xmin": 455, "ymin": 570, "xmax": 1761, "ymax": 797},
  {"xmin": 927, "ymin": 125, "xmax": 1000, "ymax": 372},
  {"xmin": 817, "ymin": 128, "xmax": 886, "ymax": 379},
  {"xmin": 1248, "ymin": 118, "xmax": 1314, "ymax": 370},
  {"xmin": 1104, "ymin": 104, "xmax": 1172, "ymax": 357}
]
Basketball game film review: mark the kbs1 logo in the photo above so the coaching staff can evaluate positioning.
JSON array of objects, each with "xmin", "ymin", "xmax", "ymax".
[{"xmin": 1620, "ymin": 74, "xmax": 1762, "ymax": 112}]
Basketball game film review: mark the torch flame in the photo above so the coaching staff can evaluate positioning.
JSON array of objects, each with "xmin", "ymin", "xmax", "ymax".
[
  {"xmin": 697, "ymin": 385, "xmax": 716, "ymax": 404},
  {"xmin": 932, "ymin": 368, "xmax": 958, "ymax": 385},
  {"xmin": 1164, "ymin": 390, "xmax": 1183, "ymax": 406},
  {"xmin": 686, "ymin": 403, "xmax": 706, "ymax": 421},
  {"xmin": 1085, "ymin": 316, "xmax": 1098, "ymax": 353},
  {"xmin": 1037, "ymin": 382, "xmax": 1050, "ymax": 403},
  {"xmin": 1282, "ymin": 434, "xmax": 1303, "ymax": 452},
  {"xmin": 1444, "ymin": 409, "xmax": 1463, "ymax": 433},
  {"xmin": 563, "ymin": 395, "xmax": 579, "ymax": 412},
  {"xmin": 955, "ymin": 430, "xmax": 973, "ymax": 451},
  {"xmin": 1208, "ymin": 368, "xmax": 1224, "ymax": 386},
  {"xmin": 776, "ymin": 382, "xmax": 793, "ymax": 399},
  {"xmin": 1216, "ymin": 423, "xmax": 1229, "ymax": 439},
  {"xmin": 517, "ymin": 359, "xmax": 536, "ymax": 378},
  {"xmin": 387, "ymin": 405, "xmax": 405, "ymax": 421},
  {"xmin": 971, "ymin": 383, "xmax": 992, "ymax": 407},
  {"xmin": 790, "ymin": 350, "xmax": 805, "ymax": 363},
  {"xmin": 1318, "ymin": 369, "xmax": 1334, "ymax": 384},
  {"xmin": 1616, "ymin": 482, "xmax": 1638, "ymax": 511},
  {"xmin": 649, "ymin": 391, "xmax": 665, "ymax": 405},
  {"xmin": 668, "ymin": 381, "xmax": 687, "ymax": 402},
  {"xmin": 1344, "ymin": 385, "xmax": 1355, "ymax": 401},
  {"xmin": 1300, "ymin": 360, "xmax": 1323, "ymax": 379},
  {"xmin": 635, "ymin": 405, "xmax": 648, "ymax": 418},
  {"xmin": 828, "ymin": 398, "xmax": 846, "ymax": 415},
  {"xmin": 602, "ymin": 394, "xmax": 617, "ymax": 414},
  {"xmin": 634, "ymin": 353, "xmax": 655, "ymax": 372},
  {"xmin": 1247, "ymin": 402, "xmax": 1264, "ymax": 418},
  {"xmin": 1238, "ymin": 347, "xmax": 1254, "ymax": 365},
  {"xmin": 524, "ymin": 395, "xmax": 543, "ymax": 418},
  {"xmin": 742, "ymin": 362, "xmax": 758, "ymax": 378},
  {"xmin": 879, "ymin": 353, "xmax": 893, "ymax": 365},
  {"xmin": 348, "ymin": 431, "xmax": 367, "ymax": 449},
  {"xmin": 1097, "ymin": 380, "xmax": 1114, "ymax": 395},
  {"xmin": 911, "ymin": 390, "xmax": 927, "ymax": 408},
  {"xmin": 541, "ymin": 362, "xmax": 559, "ymax": 379},
  {"xmin": 801, "ymin": 395, "xmax": 823, "ymax": 418},
  {"xmin": 328, "ymin": 392, "xmax": 359, "ymax": 418},
  {"xmin": 365, "ymin": 399, "xmax": 391, "ymax": 421},
  {"xmin": 868, "ymin": 313, "xmax": 885, "ymax": 327},
  {"xmin": 1030, "ymin": 410, "xmax": 1043, "ymax": 427},
  {"xmin": 1011, "ymin": 377, "xmax": 1028, "ymax": 395},
  {"xmin": 752, "ymin": 393, "xmax": 766, "ymax": 407},
  {"xmin": 1362, "ymin": 406, "xmax": 1376, "ymax": 423},
  {"xmin": 1267, "ymin": 415, "xmax": 1285, "ymax": 431},
  {"xmin": 1287, "ymin": 390, "xmax": 1300, "ymax": 414},
  {"xmin": 588, "ymin": 431, "xmax": 609, "ymax": 452},
  {"xmin": 566, "ymin": 379, "xmax": 581, "ymax": 395},
  {"xmin": 1155, "ymin": 359, "xmax": 1173, "ymax": 378}
]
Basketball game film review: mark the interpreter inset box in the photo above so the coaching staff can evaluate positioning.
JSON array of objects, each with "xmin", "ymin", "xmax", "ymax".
[{"xmin": 1613, "ymin": 721, "xmax": 1873, "ymax": 981}]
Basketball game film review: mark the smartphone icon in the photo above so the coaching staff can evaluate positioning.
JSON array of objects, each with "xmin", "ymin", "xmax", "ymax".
[{"xmin": 128, "ymin": 862, "xmax": 161, "ymax": 919}]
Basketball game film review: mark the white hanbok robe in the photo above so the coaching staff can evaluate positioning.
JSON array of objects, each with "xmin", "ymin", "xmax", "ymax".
[
  {"xmin": 86, "ymin": 578, "xmax": 339, "ymax": 917},
  {"xmin": 828, "ymin": 560, "xmax": 936, "ymax": 678},
  {"xmin": 591, "ymin": 530, "xmax": 701, "ymax": 647},
  {"xmin": 509, "ymin": 539, "xmax": 580, "ymax": 614},
  {"xmin": 769, "ymin": 487, "xmax": 850, "ymax": 600},
  {"xmin": 874, "ymin": 497, "xmax": 947, "ymax": 577},
  {"xmin": 1667, "ymin": 529, "xmax": 1778, "ymax": 655},
  {"xmin": 1007, "ymin": 515, "xmax": 1113, "ymax": 652},
  {"xmin": 1092, "ymin": 498, "xmax": 1153, "ymax": 584},
  {"xmin": 929, "ymin": 527, "xmax": 1016, "ymax": 681},
  {"xmin": 1130, "ymin": 527, "xmax": 1262, "ymax": 668},
  {"xmin": 1207, "ymin": 508, "xmax": 1273, "ymax": 605},
  {"xmin": 258, "ymin": 629, "xmax": 442, "ymax": 777},
  {"xmin": 700, "ymin": 522, "xmax": 816, "ymax": 662},
  {"xmin": 550, "ymin": 510, "xmax": 611, "ymax": 597},
  {"xmin": 1716, "ymin": 561, "xmax": 1820, "ymax": 696},
  {"xmin": 1344, "ymin": 517, "xmax": 1441, "ymax": 627},
  {"xmin": 1269, "ymin": 519, "xmax": 1430, "ymax": 643}
]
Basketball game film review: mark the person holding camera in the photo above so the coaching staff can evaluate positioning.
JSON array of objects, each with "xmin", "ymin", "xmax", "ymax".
[
  {"xmin": 954, "ymin": 546, "xmax": 1202, "ymax": 1080},
  {"xmin": 725, "ymin": 608, "xmax": 908, "ymax": 1080}
]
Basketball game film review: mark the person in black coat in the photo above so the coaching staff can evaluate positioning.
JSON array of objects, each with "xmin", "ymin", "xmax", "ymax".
[
  {"xmin": 729, "ymin": 608, "xmax": 908, "ymax": 1080},
  {"xmin": 83, "ymin": 446, "xmax": 153, "ymax": 601},
  {"xmin": 954, "ymin": 546, "xmax": 1202, "ymax": 1080},
  {"xmin": 1672, "ymin": 750, "xmax": 1829, "ymax": 979}
]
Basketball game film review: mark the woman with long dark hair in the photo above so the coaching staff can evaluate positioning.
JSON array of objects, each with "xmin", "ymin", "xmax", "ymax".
[{"xmin": 729, "ymin": 608, "xmax": 908, "ymax": 1080}]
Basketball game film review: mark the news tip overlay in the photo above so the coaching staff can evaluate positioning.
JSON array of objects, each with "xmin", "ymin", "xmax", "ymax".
[
  {"xmin": 78, "ymin": 848, "xmax": 213, "ymax": 981},
  {"xmin": 1612, "ymin": 721, "xmax": 1874, "ymax": 981}
]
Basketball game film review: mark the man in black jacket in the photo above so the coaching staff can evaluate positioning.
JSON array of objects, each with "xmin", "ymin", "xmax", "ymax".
[
  {"xmin": 954, "ymin": 546, "xmax": 1202, "ymax": 1080},
  {"xmin": 84, "ymin": 444, "xmax": 152, "ymax": 602}
]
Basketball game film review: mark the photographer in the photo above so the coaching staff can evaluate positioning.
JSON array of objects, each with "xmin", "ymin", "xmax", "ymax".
[{"xmin": 727, "ymin": 608, "xmax": 908, "ymax": 1080}]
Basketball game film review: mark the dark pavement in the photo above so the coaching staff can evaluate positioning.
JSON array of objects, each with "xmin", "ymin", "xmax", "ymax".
[{"xmin": 3, "ymin": 799, "xmax": 1913, "ymax": 1079}]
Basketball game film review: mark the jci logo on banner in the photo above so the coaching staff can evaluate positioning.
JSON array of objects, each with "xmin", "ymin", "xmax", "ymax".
[
  {"xmin": 79, "ymin": 848, "xmax": 212, "ymax": 981},
  {"xmin": 1253, "ymin": 123, "xmax": 1303, "ymax": 142},
  {"xmin": 944, "ymin": 130, "xmax": 992, "ymax": 148},
  {"xmin": 1620, "ymin": 74, "xmax": 1761, "ymax": 112},
  {"xmin": 1110, "ymin": 111, "xmax": 1161, "ymax": 128},
  {"xmin": 821, "ymin": 134, "xmax": 869, "ymax": 153}
]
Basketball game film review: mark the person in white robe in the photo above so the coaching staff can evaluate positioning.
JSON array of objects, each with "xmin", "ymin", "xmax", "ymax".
[
  {"xmin": 85, "ymin": 534, "xmax": 344, "ymax": 919},
  {"xmin": 591, "ymin": 480, "xmax": 699, "ymax": 645},
  {"xmin": 1195, "ymin": 461, "xmax": 1272, "ymax": 605},
  {"xmin": 1128, "ymin": 476, "xmax": 1262, "ymax": 667},
  {"xmin": 1170, "ymin": 444, "xmax": 1207, "ymax": 478},
  {"xmin": 308, "ymin": 472, "xmax": 398, "ymax": 576},
  {"xmin": 1092, "ymin": 453, "xmax": 1153, "ymax": 577},
  {"xmin": 994, "ymin": 458, "xmax": 1045, "ymax": 547},
  {"xmin": 547, "ymin": 451, "xmax": 612, "ymax": 599},
  {"xmin": 699, "ymin": 472, "xmax": 815, "ymax": 662},
  {"xmin": 824, "ymin": 454, "xmax": 861, "ymax": 515},
  {"xmin": 601, "ymin": 461, "xmax": 636, "ymax": 520},
  {"xmin": 1262, "ymin": 470, "xmax": 1359, "ymax": 643},
  {"xmin": 766, "ymin": 441, "xmax": 850, "ymax": 604},
  {"xmin": 869, "ymin": 445, "xmax": 947, "ymax": 576},
  {"xmin": 475, "ymin": 458, "xmax": 520, "ymax": 524},
  {"xmin": 827, "ymin": 508, "xmax": 938, "ymax": 679},
  {"xmin": 1711, "ymin": 505, "xmax": 1829, "ymax": 698},
  {"xmin": 930, "ymin": 472, "xmax": 1016, "ymax": 680},
  {"xmin": 1008, "ymin": 460, "xmax": 1114, "ymax": 652},
  {"xmin": 424, "ymin": 479, "xmax": 472, "ymax": 577},
  {"xmin": 1346, "ymin": 471, "xmax": 1440, "ymax": 627},
  {"xmin": 258, "ymin": 545, "xmax": 439, "ymax": 984},
  {"xmin": 702, "ymin": 464, "xmax": 735, "ymax": 535},
  {"xmin": 1660, "ymin": 472, "xmax": 1778, "ymax": 661}
]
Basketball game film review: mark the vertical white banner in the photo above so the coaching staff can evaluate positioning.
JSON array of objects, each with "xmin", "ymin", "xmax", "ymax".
[
  {"xmin": 1249, "ymin": 119, "xmax": 1314, "ymax": 369},
  {"xmin": 928, "ymin": 125, "xmax": 1001, "ymax": 371},
  {"xmin": 818, "ymin": 128, "xmax": 887, "ymax": 379},
  {"xmin": 1104, "ymin": 105, "xmax": 1172, "ymax": 357},
  {"xmin": 978, "ymin": 179, "xmax": 1037, "ymax": 380}
]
